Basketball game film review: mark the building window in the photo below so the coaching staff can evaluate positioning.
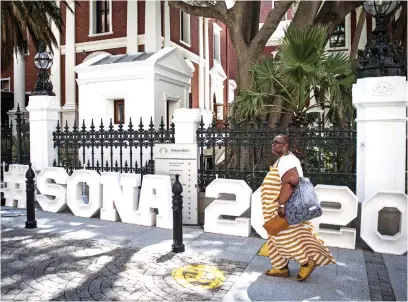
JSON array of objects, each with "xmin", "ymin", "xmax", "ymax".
[
  {"xmin": 114, "ymin": 99, "xmax": 125, "ymax": 124},
  {"xmin": 180, "ymin": 11, "xmax": 191, "ymax": 45},
  {"xmin": 213, "ymin": 24, "xmax": 222, "ymax": 63},
  {"xmin": 1, "ymin": 78, "xmax": 10, "ymax": 91},
  {"xmin": 329, "ymin": 20, "xmax": 346, "ymax": 48},
  {"xmin": 272, "ymin": 0, "xmax": 288, "ymax": 21},
  {"xmin": 90, "ymin": 0, "xmax": 112, "ymax": 36}
]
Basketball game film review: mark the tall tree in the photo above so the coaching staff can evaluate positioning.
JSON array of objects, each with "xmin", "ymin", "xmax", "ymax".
[
  {"xmin": 169, "ymin": 1, "xmax": 362, "ymax": 90},
  {"xmin": 1, "ymin": 1, "xmax": 69, "ymax": 70}
]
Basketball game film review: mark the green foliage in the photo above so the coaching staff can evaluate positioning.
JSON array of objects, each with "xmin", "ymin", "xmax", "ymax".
[
  {"xmin": 1, "ymin": 1, "xmax": 67, "ymax": 70},
  {"xmin": 230, "ymin": 24, "xmax": 355, "ymax": 125}
]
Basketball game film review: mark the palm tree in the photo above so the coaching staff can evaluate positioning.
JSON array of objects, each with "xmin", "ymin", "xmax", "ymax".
[
  {"xmin": 1, "ymin": 1, "xmax": 66, "ymax": 70},
  {"xmin": 230, "ymin": 24, "xmax": 355, "ymax": 127}
]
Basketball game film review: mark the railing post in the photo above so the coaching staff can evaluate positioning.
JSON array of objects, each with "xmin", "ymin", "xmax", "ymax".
[
  {"xmin": 15, "ymin": 105, "xmax": 22, "ymax": 164},
  {"xmin": 25, "ymin": 163, "xmax": 37, "ymax": 229},
  {"xmin": 172, "ymin": 174, "xmax": 185, "ymax": 253}
]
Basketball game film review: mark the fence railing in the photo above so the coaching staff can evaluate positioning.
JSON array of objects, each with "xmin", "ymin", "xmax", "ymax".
[
  {"xmin": 1, "ymin": 105, "xmax": 30, "ymax": 179},
  {"xmin": 197, "ymin": 116, "xmax": 356, "ymax": 192},
  {"xmin": 52, "ymin": 117, "xmax": 175, "ymax": 175}
]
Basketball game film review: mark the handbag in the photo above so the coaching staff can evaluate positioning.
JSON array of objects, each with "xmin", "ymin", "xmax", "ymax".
[
  {"xmin": 285, "ymin": 177, "xmax": 322, "ymax": 225},
  {"xmin": 263, "ymin": 214, "xmax": 289, "ymax": 236}
]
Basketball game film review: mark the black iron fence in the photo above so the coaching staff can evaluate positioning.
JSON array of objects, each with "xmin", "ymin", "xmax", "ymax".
[
  {"xmin": 197, "ymin": 116, "xmax": 356, "ymax": 192},
  {"xmin": 52, "ymin": 117, "xmax": 175, "ymax": 175},
  {"xmin": 1, "ymin": 105, "xmax": 30, "ymax": 179}
]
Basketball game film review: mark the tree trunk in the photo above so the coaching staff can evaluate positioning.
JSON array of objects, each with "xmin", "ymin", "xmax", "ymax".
[
  {"xmin": 234, "ymin": 43, "xmax": 263, "ymax": 90},
  {"xmin": 350, "ymin": 9, "xmax": 367, "ymax": 60}
]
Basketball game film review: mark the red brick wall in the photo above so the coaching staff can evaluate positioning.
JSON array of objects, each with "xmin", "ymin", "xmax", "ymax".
[
  {"xmin": 73, "ymin": 0, "xmax": 127, "ymax": 44},
  {"xmin": 61, "ymin": 56, "xmax": 65, "ymax": 106},
  {"xmin": 169, "ymin": 7, "xmax": 199, "ymax": 55},
  {"xmin": 169, "ymin": 7, "xmax": 180, "ymax": 44},
  {"xmin": 191, "ymin": 62, "xmax": 199, "ymax": 108},
  {"xmin": 138, "ymin": 1, "xmax": 145, "ymax": 35},
  {"xmin": 260, "ymin": 1, "xmax": 273, "ymax": 22},
  {"xmin": 25, "ymin": 41, "xmax": 39, "ymax": 93}
]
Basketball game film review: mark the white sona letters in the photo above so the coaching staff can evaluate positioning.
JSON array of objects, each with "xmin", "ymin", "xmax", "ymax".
[
  {"xmin": 67, "ymin": 170, "xmax": 102, "ymax": 218},
  {"xmin": 100, "ymin": 172, "xmax": 142, "ymax": 223},
  {"xmin": 137, "ymin": 175, "xmax": 173, "ymax": 229},
  {"xmin": 37, "ymin": 167, "xmax": 69, "ymax": 213}
]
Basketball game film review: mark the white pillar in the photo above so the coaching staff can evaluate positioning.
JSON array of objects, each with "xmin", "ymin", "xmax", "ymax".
[
  {"xmin": 51, "ymin": 0, "xmax": 61, "ymax": 108},
  {"xmin": 204, "ymin": 18, "xmax": 210, "ymax": 110},
  {"xmin": 145, "ymin": 0, "xmax": 162, "ymax": 52},
  {"xmin": 8, "ymin": 52, "xmax": 27, "ymax": 121},
  {"xmin": 62, "ymin": 0, "xmax": 77, "ymax": 127},
  {"xmin": 127, "ymin": 0, "xmax": 138, "ymax": 53},
  {"xmin": 26, "ymin": 95, "xmax": 61, "ymax": 171},
  {"xmin": 164, "ymin": 0, "xmax": 171, "ymax": 47},
  {"xmin": 353, "ymin": 76, "xmax": 408, "ymax": 203},
  {"xmin": 173, "ymin": 108, "xmax": 213, "ymax": 144},
  {"xmin": 198, "ymin": 17, "xmax": 205, "ymax": 109}
]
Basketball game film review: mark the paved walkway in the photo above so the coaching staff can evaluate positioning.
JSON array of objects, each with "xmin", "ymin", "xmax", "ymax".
[{"xmin": 1, "ymin": 207, "xmax": 407, "ymax": 301}]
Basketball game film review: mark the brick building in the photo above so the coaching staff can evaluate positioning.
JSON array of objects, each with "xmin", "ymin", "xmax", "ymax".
[{"xmin": 1, "ymin": 1, "xmax": 377, "ymax": 126}]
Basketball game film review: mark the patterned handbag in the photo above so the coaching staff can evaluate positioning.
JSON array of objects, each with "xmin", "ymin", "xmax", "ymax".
[{"xmin": 285, "ymin": 177, "xmax": 322, "ymax": 225}]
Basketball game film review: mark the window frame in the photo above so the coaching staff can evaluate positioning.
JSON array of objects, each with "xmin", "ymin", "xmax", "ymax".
[
  {"xmin": 327, "ymin": 14, "xmax": 351, "ymax": 51},
  {"xmin": 113, "ymin": 99, "xmax": 125, "ymax": 125},
  {"xmin": 89, "ymin": 0, "xmax": 113, "ymax": 37},
  {"xmin": 180, "ymin": 11, "xmax": 191, "ymax": 46},
  {"xmin": 213, "ymin": 23, "xmax": 222, "ymax": 63},
  {"xmin": 1, "ymin": 78, "xmax": 11, "ymax": 91}
]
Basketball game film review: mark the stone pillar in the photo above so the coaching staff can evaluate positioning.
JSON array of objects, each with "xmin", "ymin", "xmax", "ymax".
[
  {"xmin": 26, "ymin": 96, "xmax": 61, "ymax": 171},
  {"xmin": 127, "ymin": 0, "xmax": 138, "ymax": 53},
  {"xmin": 164, "ymin": 0, "xmax": 171, "ymax": 47},
  {"xmin": 353, "ymin": 76, "xmax": 408, "ymax": 202},
  {"xmin": 204, "ymin": 18, "xmax": 210, "ymax": 110},
  {"xmin": 145, "ymin": 0, "xmax": 162, "ymax": 52},
  {"xmin": 198, "ymin": 17, "xmax": 205, "ymax": 109},
  {"xmin": 51, "ymin": 0, "xmax": 61, "ymax": 108},
  {"xmin": 8, "ymin": 52, "xmax": 27, "ymax": 124},
  {"xmin": 62, "ymin": 0, "xmax": 77, "ymax": 127},
  {"xmin": 173, "ymin": 108, "xmax": 213, "ymax": 144}
]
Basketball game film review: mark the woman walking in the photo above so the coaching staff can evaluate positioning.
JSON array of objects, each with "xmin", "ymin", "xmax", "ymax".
[{"xmin": 262, "ymin": 134, "xmax": 335, "ymax": 281}]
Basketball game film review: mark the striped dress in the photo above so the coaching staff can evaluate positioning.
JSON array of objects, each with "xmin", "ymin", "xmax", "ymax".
[{"xmin": 261, "ymin": 161, "xmax": 336, "ymax": 269}]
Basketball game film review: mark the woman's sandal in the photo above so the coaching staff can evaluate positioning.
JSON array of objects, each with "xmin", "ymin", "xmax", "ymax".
[
  {"xmin": 296, "ymin": 260, "xmax": 316, "ymax": 281},
  {"xmin": 265, "ymin": 267, "xmax": 290, "ymax": 278}
]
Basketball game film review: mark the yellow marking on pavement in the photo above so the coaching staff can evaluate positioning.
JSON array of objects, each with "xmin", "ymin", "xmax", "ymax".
[{"xmin": 172, "ymin": 264, "xmax": 226, "ymax": 289}]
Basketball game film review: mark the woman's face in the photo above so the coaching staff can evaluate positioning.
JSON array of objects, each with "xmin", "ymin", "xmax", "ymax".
[{"xmin": 271, "ymin": 136, "xmax": 287, "ymax": 155}]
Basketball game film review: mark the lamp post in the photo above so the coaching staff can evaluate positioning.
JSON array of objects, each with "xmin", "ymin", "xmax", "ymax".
[
  {"xmin": 357, "ymin": 0, "xmax": 406, "ymax": 79},
  {"xmin": 32, "ymin": 45, "xmax": 55, "ymax": 96}
]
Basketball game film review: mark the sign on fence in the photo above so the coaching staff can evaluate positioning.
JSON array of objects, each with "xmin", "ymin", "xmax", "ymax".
[{"xmin": 154, "ymin": 144, "xmax": 198, "ymax": 224}]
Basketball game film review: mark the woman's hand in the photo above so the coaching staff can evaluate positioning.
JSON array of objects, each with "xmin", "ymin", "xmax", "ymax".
[{"xmin": 277, "ymin": 206, "xmax": 285, "ymax": 218}]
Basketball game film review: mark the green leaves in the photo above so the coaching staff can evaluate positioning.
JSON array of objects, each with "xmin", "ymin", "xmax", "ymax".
[
  {"xmin": 1, "ymin": 1, "xmax": 64, "ymax": 70},
  {"xmin": 230, "ymin": 24, "xmax": 354, "ymax": 126}
]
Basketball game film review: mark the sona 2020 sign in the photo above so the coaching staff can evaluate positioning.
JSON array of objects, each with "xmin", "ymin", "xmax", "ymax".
[{"xmin": 3, "ymin": 165, "xmax": 407, "ymax": 255}]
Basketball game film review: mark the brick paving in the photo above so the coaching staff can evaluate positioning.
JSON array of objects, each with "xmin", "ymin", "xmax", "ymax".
[
  {"xmin": 364, "ymin": 250, "xmax": 396, "ymax": 301},
  {"xmin": 1, "ymin": 228, "xmax": 247, "ymax": 301}
]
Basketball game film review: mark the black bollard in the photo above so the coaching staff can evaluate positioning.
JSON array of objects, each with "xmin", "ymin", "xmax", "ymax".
[
  {"xmin": 25, "ymin": 163, "xmax": 37, "ymax": 229},
  {"xmin": 172, "ymin": 174, "xmax": 185, "ymax": 253}
]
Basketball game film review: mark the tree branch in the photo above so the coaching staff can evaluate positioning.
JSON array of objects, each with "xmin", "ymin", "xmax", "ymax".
[
  {"xmin": 168, "ymin": 1, "xmax": 226, "ymax": 23},
  {"xmin": 249, "ymin": 0, "xmax": 294, "ymax": 53},
  {"xmin": 314, "ymin": 1, "xmax": 363, "ymax": 37},
  {"xmin": 291, "ymin": 1, "xmax": 323, "ymax": 28}
]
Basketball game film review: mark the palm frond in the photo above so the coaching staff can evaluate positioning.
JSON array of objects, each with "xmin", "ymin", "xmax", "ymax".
[{"xmin": 1, "ymin": 1, "xmax": 66, "ymax": 71}]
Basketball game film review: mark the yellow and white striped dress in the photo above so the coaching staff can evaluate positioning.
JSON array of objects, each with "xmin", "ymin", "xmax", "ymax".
[{"xmin": 261, "ymin": 160, "xmax": 336, "ymax": 269}]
